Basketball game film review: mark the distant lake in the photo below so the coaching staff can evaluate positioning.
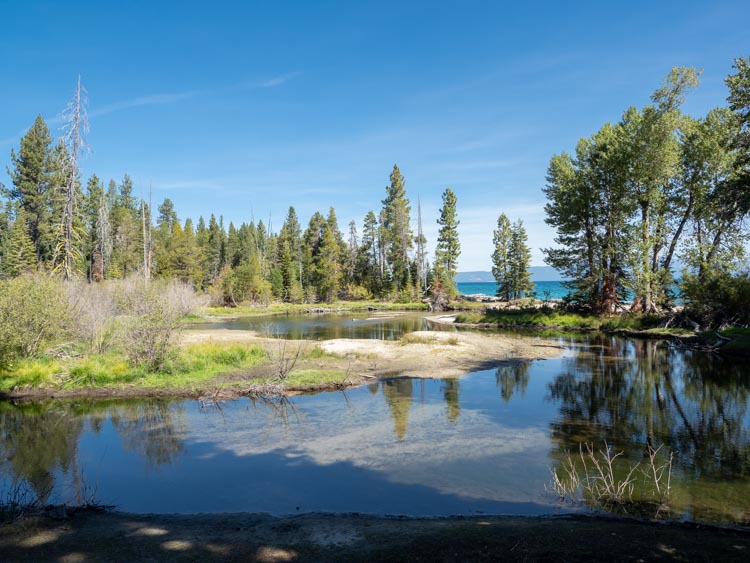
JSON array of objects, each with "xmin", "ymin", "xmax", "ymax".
[
  {"xmin": 457, "ymin": 281, "xmax": 681, "ymax": 304},
  {"xmin": 457, "ymin": 281, "xmax": 568, "ymax": 300}
]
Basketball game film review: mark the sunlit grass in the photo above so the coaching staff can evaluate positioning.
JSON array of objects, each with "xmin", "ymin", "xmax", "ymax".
[
  {"xmin": 702, "ymin": 327, "xmax": 750, "ymax": 353},
  {"xmin": 300, "ymin": 345, "xmax": 341, "ymax": 359},
  {"xmin": 0, "ymin": 343, "xmax": 269, "ymax": 392},
  {"xmin": 276, "ymin": 369, "xmax": 349, "ymax": 386},
  {"xmin": 193, "ymin": 300, "xmax": 428, "ymax": 320},
  {"xmin": 399, "ymin": 334, "xmax": 459, "ymax": 346},
  {"xmin": 455, "ymin": 309, "xmax": 660, "ymax": 331}
]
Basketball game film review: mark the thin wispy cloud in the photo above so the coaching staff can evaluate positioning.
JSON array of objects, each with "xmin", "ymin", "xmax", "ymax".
[
  {"xmin": 153, "ymin": 178, "xmax": 226, "ymax": 191},
  {"xmin": 259, "ymin": 71, "xmax": 302, "ymax": 88},
  {"xmin": 89, "ymin": 91, "xmax": 200, "ymax": 118},
  {"xmin": 0, "ymin": 90, "xmax": 198, "ymax": 147}
]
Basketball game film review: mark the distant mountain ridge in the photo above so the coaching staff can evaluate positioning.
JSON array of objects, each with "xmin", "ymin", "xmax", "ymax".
[{"xmin": 456, "ymin": 267, "xmax": 565, "ymax": 283}]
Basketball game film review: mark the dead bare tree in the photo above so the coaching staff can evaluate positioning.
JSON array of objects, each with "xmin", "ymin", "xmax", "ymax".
[
  {"xmin": 92, "ymin": 187, "xmax": 112, "ymax": 282},
  {"xmin": 54, "ymin": 74, "xmax": 89, "ymax": 280},
  {"xmin": 416, "ymin": 195, "xmax": 427, "ymax": 294},
  {"xmin": 141, "ymin": 181, "xmax": 153, "ymax": 283}
]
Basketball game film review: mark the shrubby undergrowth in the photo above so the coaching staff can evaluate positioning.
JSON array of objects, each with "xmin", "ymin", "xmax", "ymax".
[
  {"xmin": 0, "ymin": 274, "xmax": 203, "ymax": 372},
  {"xmin": 0, "ymin": 274, "xmax": 69, "ymax": 367}
]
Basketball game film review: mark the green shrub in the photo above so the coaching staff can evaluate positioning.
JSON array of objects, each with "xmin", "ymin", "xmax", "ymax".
[
  {"xmin": 342, "ymin": 283, "xmax": 371, "ymax": 301},
  {"xmin": 0, "ymin": 274, "xmax": 69, "ymax": 367},
  {"xmin": 118, "ymin": 278, "xmax": 200, "ymax": 370},
  {"xmin": 681, "ymin": 271, "xmax": 750, "ymax": 328}
]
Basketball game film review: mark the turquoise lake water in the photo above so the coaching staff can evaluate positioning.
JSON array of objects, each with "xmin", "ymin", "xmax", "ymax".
[{"xmin": 457, "ymin": 281, "xmax": 568, "ymax": 300}]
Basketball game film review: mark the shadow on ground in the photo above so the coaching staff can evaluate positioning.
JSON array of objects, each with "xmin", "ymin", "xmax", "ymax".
[{"xmin": 2, "ymin": 511, "xmax": 749, "ymax": 562}]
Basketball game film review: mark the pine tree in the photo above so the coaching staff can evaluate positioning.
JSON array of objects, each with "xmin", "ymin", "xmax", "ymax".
[
  {"xmin": 315, "ymin": 222, "xmax": 342, "ymax": 301},
  {"xmin": 83, "ymin": 174, "xmax": 111, "ymax": 281},
  {"xmin": 206, "ymin": 214, "xmax": 224, "ymax": 282},
  {"xmin": 5, "ymin": 115, "xmax": 54, "ymax": 263},
  {"xmin": 108, "ymin": 175, "xmax": 141, "ymax": 279},
  {"xmin": 3, "ymin": 208, "xmax": 37, "ymax": 277},
  {"xmin": 165, "ymin": 219, "xmax": 202, "ymax": 285},
  {"xmin": 345, "ymin": 219, "xmax": 359, "ymax": 284},
  {"xmin": 381, "ymin": 165, "xmax": 413, "ymax": 289},
  {"xmin": 278, "ymin": 206, "xmax": 303, "ymax": 285},
  {"xmin": 360, "ymin": 211, "xmax": 380, "ymax": 292},
  {"xmin": 492, "ymin": 213, "xmax": 513, "ymax": 300},
  {"xmin": 302, "ymin": 211, "xmax": 325, "ymax": 291},
  {"xmin": 434, "ymin": 187, "xmax": 460, "ymax": 297},
  {"xmin": 225, "ymin": 222, "xmax": 240, "ymax": 268},
  {"xmin": 492, "ymin": 215, "xmax": 534, "ymax": 301},
  {"xmin": 508, "ymin": 220, "xmax": 534, "ymax": 299}
]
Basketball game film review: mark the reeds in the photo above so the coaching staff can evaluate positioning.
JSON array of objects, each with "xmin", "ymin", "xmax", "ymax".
[{"xmin": 549, "ymin": 442, "xmax": 674, "ymax": 515}]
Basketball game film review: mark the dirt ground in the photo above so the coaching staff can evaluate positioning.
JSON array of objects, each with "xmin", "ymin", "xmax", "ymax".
[
  {"xmin": 182, "ymin": 316, "xmax": 564, "ymax": 382},
  {"xmin": 1, "ymin": 510, "xmax": 748, "ymax": 562}
]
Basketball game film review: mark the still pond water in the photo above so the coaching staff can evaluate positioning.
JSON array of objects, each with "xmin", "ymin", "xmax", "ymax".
[
  {"xmin": 197, "ymin": 311, "xmax": 441, "ymax": 340},
  {"xmin": 1, "ymin": 318, "xmax": 749, "ymax": 525}
]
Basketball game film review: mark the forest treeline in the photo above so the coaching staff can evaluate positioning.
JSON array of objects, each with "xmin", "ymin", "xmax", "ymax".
[
  {"xmin": 1, "ymin": 57, "xmax": 749, "ymax": 327},
  {"xmin": 0, "ymin": 146, "xmax": 466, "ymax": 304}
]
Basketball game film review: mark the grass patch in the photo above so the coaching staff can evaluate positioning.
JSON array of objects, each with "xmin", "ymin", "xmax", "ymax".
[
  {"xmin": 399, "ymin": 334, "xmax": 459, "ymax": 346},
  {"xmin": 195, "ymin": 300, "xmax": 428, "ymax": 320},
  {"xmin": 701, "ymin": 327, "xmax": 750, "ymax": 354},
  {"xmin": 0, "ymin": 357, "xmax": 66, "ymax": 391},
  {"xmin": 454, "ymin": 309, "xmax": 659, "ymax": 331},
  {"xmin": 302, "ymin": 345, "xmax": 340, "ymax": 359},
  {"xmin": 638, "ymin": 327, "xmax": 696, "ymax": 337},
  {"xmin": 275, "ymin": 369, "xmax": 349, "ymax": 387},
  {"xmin": 0, "ymin": 343, "xmax": 270, "ymax": 393}
]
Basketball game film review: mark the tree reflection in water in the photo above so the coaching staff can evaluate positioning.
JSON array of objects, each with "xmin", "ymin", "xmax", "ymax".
[
  {"xmin": 382, "ymin": 379, "xmax": 414, "ymax": 440},
  {"xmin": 0, "ymin": 399, "xmax": 187, "ymax": 504},
  {"xmin": 0, "ymin": 402, "xmax": 84, "ymax": 503},
  {"xmin": 107, "ymin": 401, "xmax": 187, "ymax": 469},
  {"xmin": 496, "ymin": 362, "xmax": 531, "ymax": 403},
  {"xmin": 442, "ymin": 379, "xmax": 461, "ymax": 423},
  {"xmin": 547, "ymin": 335, "xmax": 750, "ymax": 522}
]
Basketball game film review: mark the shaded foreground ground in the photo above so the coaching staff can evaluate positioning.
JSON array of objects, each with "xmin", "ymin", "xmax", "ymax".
[{"xmin": 2, "ymin": 511, "xmax": 749, "ymax": 562}]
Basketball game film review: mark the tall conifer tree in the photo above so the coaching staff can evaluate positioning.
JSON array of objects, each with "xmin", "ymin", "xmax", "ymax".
[{"xmin": 434, "ymin": 187, "xmax": 460, "ymax": 295}]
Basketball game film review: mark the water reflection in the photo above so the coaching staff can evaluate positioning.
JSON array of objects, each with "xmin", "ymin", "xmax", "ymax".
[
  {"xmin": 496, "ymin": 362, "xmax": 531, "ymax": 403},
  {"xmin": 0, "ymin": 403, "xmax": 84, "ymax": 502},
  {"xmin": 547, "ymin": 335, "xmax": 750, "ymax": 523},
  {"xmin": 442, "ymin": 379, "xmax": 461, "ymax": 423},
  {"xmin": 196, "ymin": 313, "xmax": 448, "ymax": 341},
  {"xmin": 1, "ymin": 335, "xmax": 749, "ymax": 523},
  {"xmin": 382, "ymin": 379, "xmax": 414, "ymax": 440},
  {"xmin": 108, "ymin": 402, "xmax": 186, "ymax": 469},
  {"xmin": 0, "ymin": 400, "xmax": 187, "ymax": 504}
]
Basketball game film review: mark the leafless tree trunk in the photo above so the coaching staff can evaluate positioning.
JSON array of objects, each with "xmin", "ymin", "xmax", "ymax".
[
  {"xmin": 141, "ymin": 182, "xmax": 153, "ymax": 283},
  {"xmin": 93, "ymin": 188, "xmax": 112, "ymax": 282},
  {"xmin": 416, "ymin": 196, "xmax": 427, "ymax": 293},
  {"xmin": 55, "ymin": 75, "xmax": 89, "ymax": 280}
]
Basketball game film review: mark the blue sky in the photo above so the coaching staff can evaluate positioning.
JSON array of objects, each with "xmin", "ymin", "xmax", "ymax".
[{"xmin": 1, "ymin": 0, "xmax": 747, "ymax": 269}]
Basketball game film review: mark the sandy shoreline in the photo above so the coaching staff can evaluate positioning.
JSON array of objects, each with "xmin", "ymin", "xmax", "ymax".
[
  {"xmin": 3, "ymin": 320, "xmax": 563, "ymax": 401},
  {"xmin": 180, "ymin": 319, "xmax": 563, "ymax": 381}
]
